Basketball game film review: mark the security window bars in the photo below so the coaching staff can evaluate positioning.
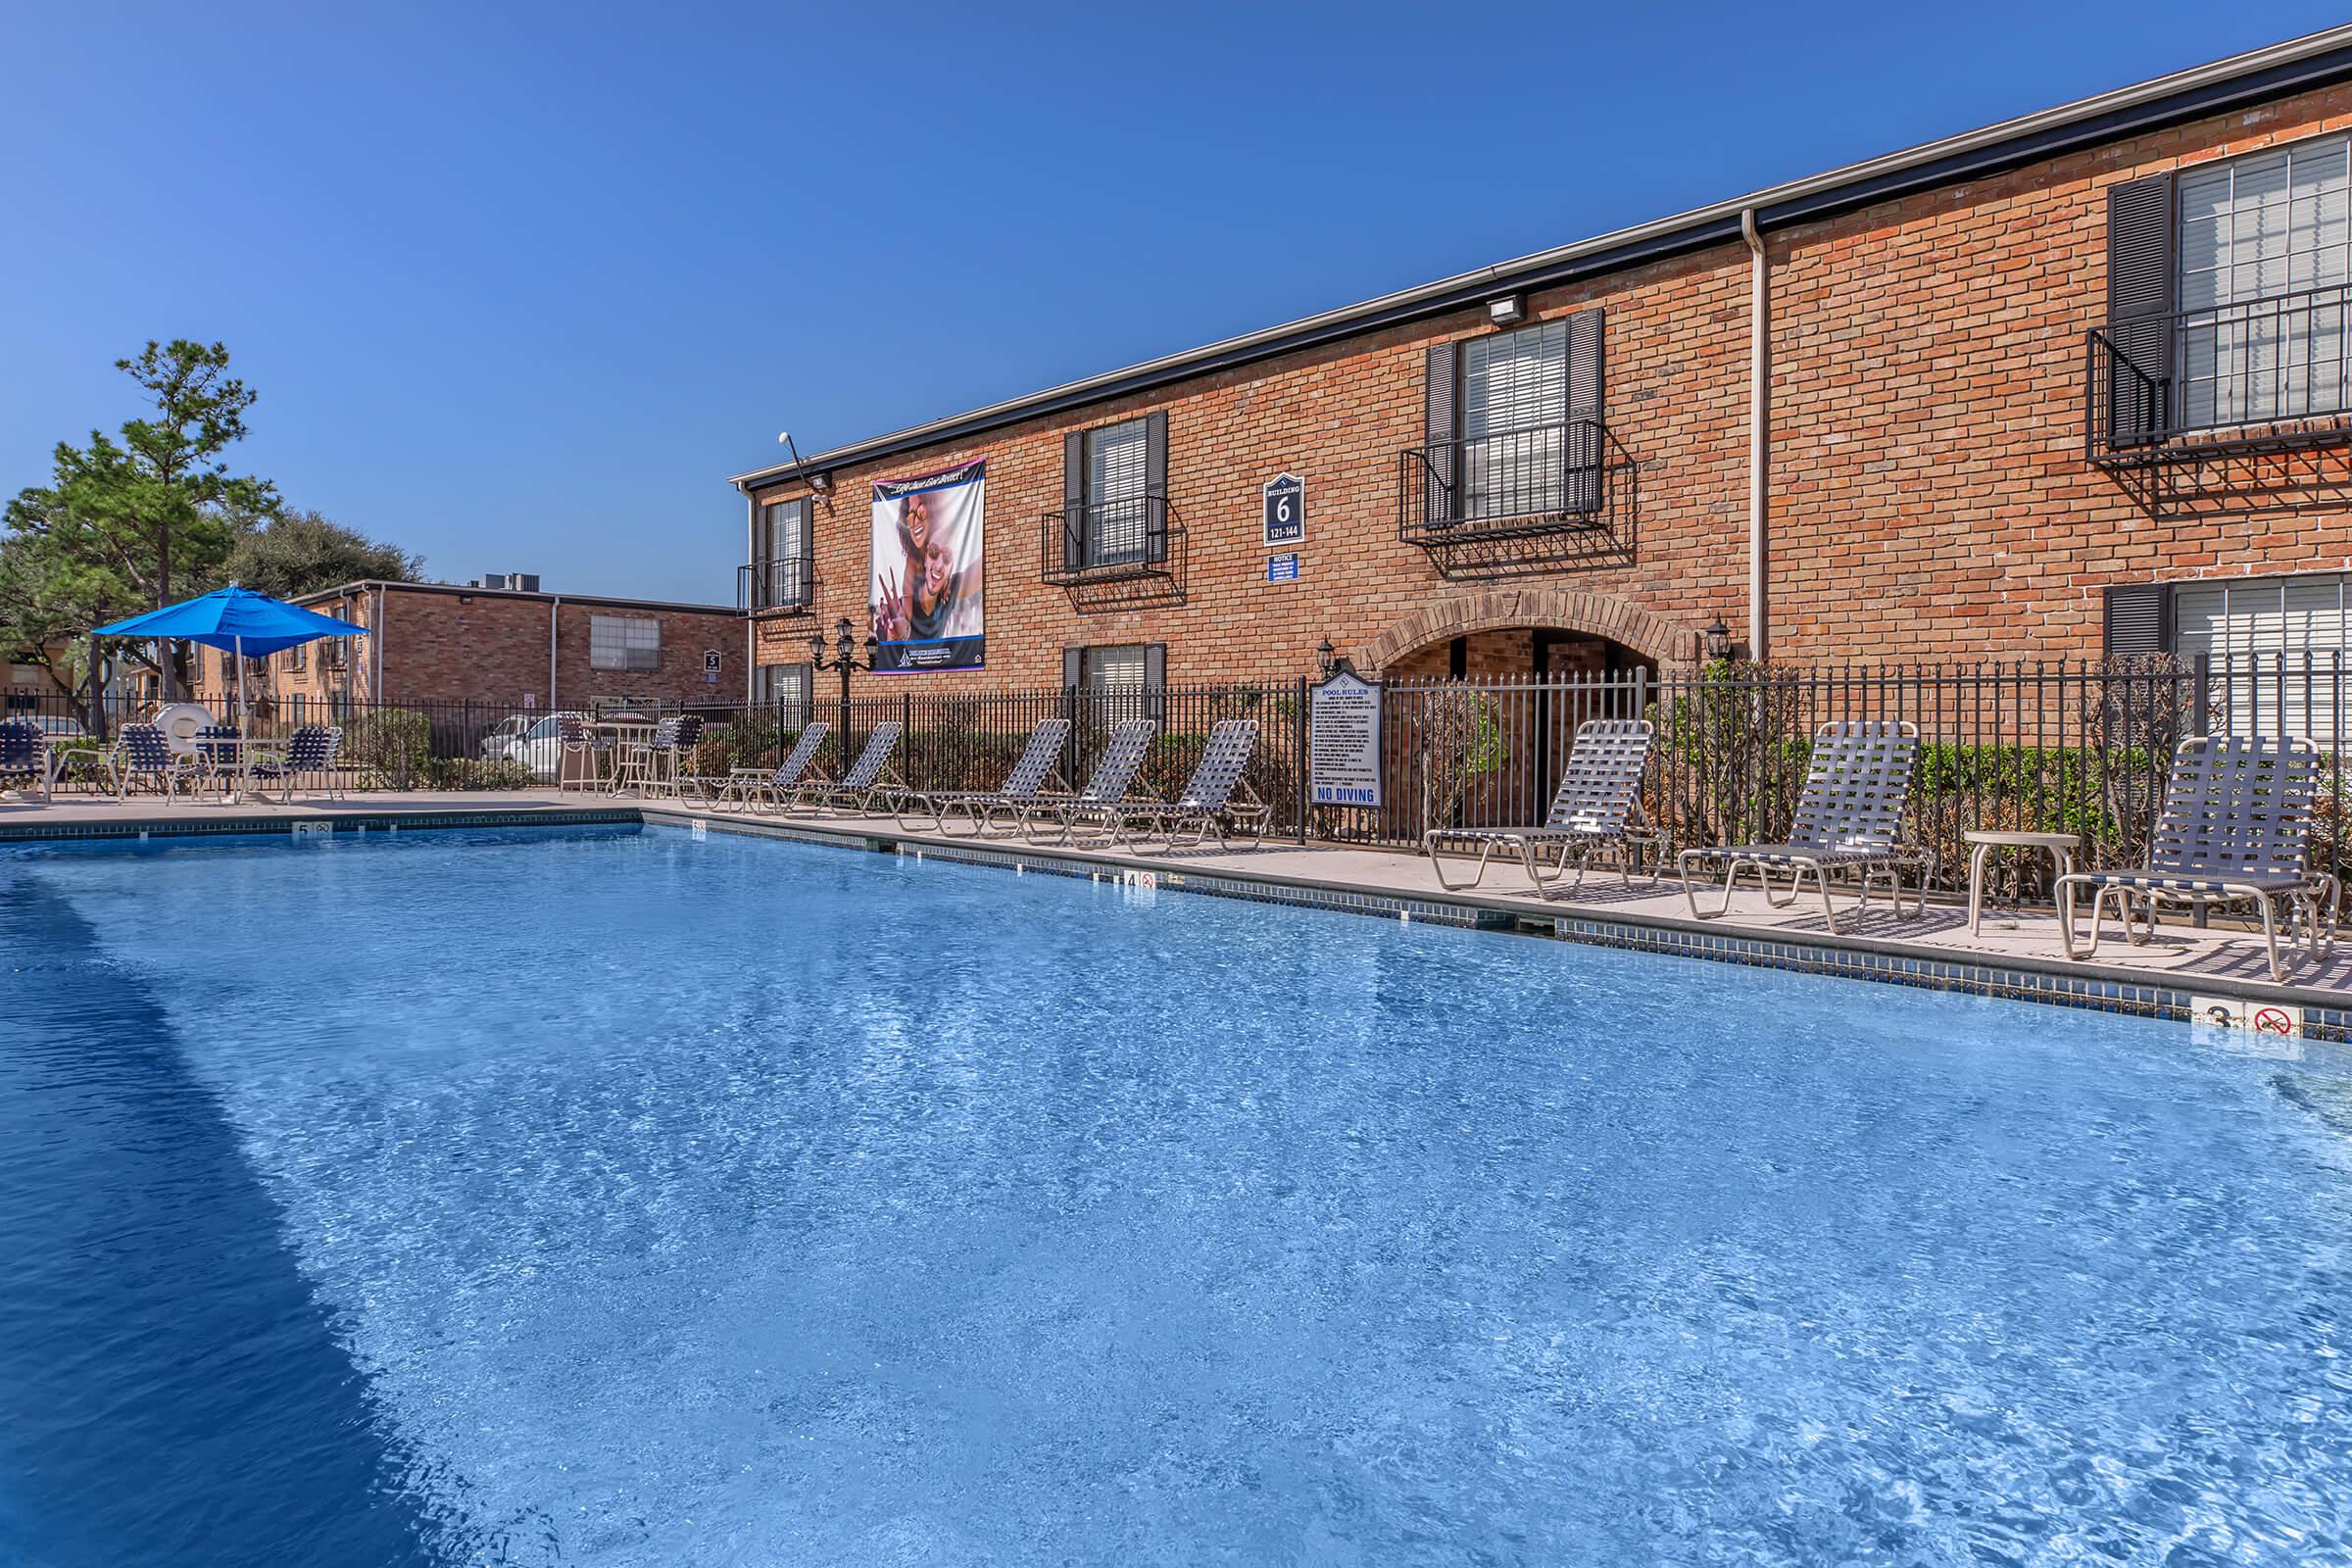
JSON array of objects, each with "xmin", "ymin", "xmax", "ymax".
[
  {"xmin": 590, "ymin": 613, "xmax": 662, "ymax": 672},
  {"xmin": 2178, "ymin": 137, "xmax": 2352, "ymax": 430},
  {"xmin": 752, "ymin": 498, "xmax": 814, "ymax": 610}
]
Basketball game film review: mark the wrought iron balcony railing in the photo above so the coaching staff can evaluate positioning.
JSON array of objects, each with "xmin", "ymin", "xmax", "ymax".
[
  {"xmin": 2087, "ymin": 281, "xmax": 2352, "ymax": 465},
  {"xmin": 1039, "ymin": 494, "xmax": 1176, "ymax": 586},
  {"xmin": 739, "ymin": 557, "xmax": 815, "ymax": 613},
  {"xmin": 1396, "ymin": 417, "xmax": 1611, "ymax": 544}
]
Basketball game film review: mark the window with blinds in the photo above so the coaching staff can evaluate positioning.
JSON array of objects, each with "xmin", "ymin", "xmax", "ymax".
[
  {"xmin": 589, "ymin": 613, "xmax": 662, "ymax": 671},
  {"xmin": 1460, "ymin": 320, "xmax": 1568, "ymax": 519},
  {"xmin": 2178, "ymin": 136, "xmax": 2352, "ymax": 429},
  {"xmin": 1083, "ymin": 418, "xmax": 1150, "ymax": 564},
  {"xmin": 755, "ymin": 661, "xmax": 812, "ymax": 726},
  {"xmin": 2174, "ymin": 571, "xmax": 2352, "ymax": 739},
  {"xmin": 758, "ymin": 499, "xmax": 812, "ymax": 607},
  {"xmin": 1080, "ymin": 644, "xmax": 1151, "ymax": 691}
]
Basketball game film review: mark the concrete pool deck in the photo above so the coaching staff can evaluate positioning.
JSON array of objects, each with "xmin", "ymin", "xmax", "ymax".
[{"xmin": 8, "ymin": 786, "xmax": 2348, "ymax": 1036}]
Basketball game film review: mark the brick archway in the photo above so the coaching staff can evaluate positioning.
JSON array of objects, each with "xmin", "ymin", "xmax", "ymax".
[{"xmin": 1354, "ymin": 589, "xmax": 1699, "ymax": 673}]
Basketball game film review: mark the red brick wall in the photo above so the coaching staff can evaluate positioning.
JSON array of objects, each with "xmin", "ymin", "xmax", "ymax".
[
  {"xmin": 271, "ymin": 588, "xmax": 744, "ymax": 708},
  {"xmin": 750, "ymin": 81, "xmax": 2352, "ymax": 691}
]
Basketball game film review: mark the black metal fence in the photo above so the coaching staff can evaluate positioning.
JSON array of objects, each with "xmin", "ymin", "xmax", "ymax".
[{"xmin": 10, "ymin": 656, "xmax": 2348, "ymax": 895}]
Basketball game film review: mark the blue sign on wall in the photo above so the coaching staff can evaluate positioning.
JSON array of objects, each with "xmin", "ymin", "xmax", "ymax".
[{"xmin": 1266, "ymin": 553, "xmax": 1299, "ymax": 584}]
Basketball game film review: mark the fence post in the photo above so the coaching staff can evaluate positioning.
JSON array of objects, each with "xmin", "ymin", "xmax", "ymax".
[
  {"xmin": 2191, "ymin": 652, "xmax": 2210, "ymax": 737},
  {"xmin": 1295, "ymin": 675, "xmax": 1310, "ymax": 843}
]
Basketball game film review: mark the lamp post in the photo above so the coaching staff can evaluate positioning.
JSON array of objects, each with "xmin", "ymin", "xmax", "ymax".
[{"xmin": 810, "ymin": 614, "xmax": 878, "ymax": 764}]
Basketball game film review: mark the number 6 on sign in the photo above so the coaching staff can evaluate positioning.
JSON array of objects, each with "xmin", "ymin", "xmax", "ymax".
[{"xmin": 1262, "ymin": 473, "xmax": 1305, "ymax": 547}]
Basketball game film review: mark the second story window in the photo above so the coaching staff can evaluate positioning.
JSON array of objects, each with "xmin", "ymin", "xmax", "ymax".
[
  {"xmin": 1053, "ymin": 413, "xmax": 1167, "ymax": 578},
  {"xmin": 2179, "ymin": 136, "xmax": 2351, "ymax": 430},
  {"xmin": 590, "ymin": 613, "xmax": 661, "ymax": 671},
  {"xmin": 752, "ymin": 497, "xmax": 813, "ymax": 611}
]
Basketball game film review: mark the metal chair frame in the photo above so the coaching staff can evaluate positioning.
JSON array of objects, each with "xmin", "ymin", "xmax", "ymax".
[
  {"xmin": 898, "ymin": 716, "xmax": 1074, "ymax": 837},
  {"xmin": 1423, "ymin": 718, "xmax": 1664, "ymax": 894}
]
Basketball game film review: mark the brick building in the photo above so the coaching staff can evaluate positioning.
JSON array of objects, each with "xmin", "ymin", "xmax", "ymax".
[
  {"xmin": 731, "ymin": 28, "xmax": 2352, "ymax": 703},
  {"xmin": 260, "ymin": 579, "xmax": 745, "ymax": 716}
]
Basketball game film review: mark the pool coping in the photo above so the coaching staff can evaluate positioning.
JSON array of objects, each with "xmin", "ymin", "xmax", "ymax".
[
  {"xmin": 638, "ymin": 807, "xmax": 2352, "ymax": 1045},
  {"xmin": 10, "ymin": 798, "xmax": 2346, "ymax": 1043}
]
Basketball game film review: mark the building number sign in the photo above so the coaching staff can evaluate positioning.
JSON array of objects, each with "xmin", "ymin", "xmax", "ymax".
[{"xmin": 1262, "ymin": 473, "xmax": 1304, "ymax": 548}]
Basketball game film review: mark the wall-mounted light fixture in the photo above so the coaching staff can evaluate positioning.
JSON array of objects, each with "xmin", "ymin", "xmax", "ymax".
[
  {"xmin": 1703, "ymin": 616, "xmax": 1734, "ymax": 662},
  {"xmin": 1316, "ymin": 638, "xmax": 1336, "ymax": 680},
  {"xmin": 1487, "ymin": 295, "xmax": 1525, "ymax": 326}
]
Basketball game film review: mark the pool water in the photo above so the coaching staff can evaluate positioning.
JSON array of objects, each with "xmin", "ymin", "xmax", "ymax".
[{"xmin": 6, "ymin": 824, "xmax": 2351, "ymax": 1566}]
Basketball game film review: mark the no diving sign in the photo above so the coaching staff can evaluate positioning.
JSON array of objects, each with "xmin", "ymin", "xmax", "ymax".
[{"xmin": 2191, "ymin": 994, "xmax": 2304, "ymax": 1037}]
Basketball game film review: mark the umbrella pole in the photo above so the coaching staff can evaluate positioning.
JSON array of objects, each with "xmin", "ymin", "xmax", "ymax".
[{"xmin": 234, "ymin": 635, "xmax": 248, "ymax": 802}]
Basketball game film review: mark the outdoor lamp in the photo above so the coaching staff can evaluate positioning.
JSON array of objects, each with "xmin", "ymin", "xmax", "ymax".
[
  {"xmin": 1487, "ymin": 295, "xmax": 1525, "ymax": 326},
  {"xmin": 808, "ymin": 632, "xmax": 825, "ymax": 662},
  {"xmin": 1703, "ymin": 616, "xmax": 1734, "ymax": 662},
  {"xmin": 1316, "ymin": 638, "xmax": 1336, "ymax": 679}
]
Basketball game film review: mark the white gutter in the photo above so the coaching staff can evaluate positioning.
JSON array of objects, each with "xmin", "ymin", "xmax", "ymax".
[
  {"xmin": 548, "ymin": 595, "xmax": 561, "ymax": 711},
  {"xmin": 1741, "ymin": 208, "xmax": 1769, "ymax": 662},
  {"xmin": 745, "ymin": 492, "xmax": 758, "ymax": 705},
  {"xmin": 728, "ymin": 24, "xmax": 2352, "ymax": 488},
  {"xmin": 373, "ymin": 584, "xmax": 386, "ymax": 700}
]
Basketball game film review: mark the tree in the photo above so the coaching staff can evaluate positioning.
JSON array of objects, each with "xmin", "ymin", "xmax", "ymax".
[
  {"xmin": 6, "ymin": 340, "xmax": 278, "ymax": 697},
  {"xmin": 220, "ymin": 508, "xmax": 423, "ymax": 600}
]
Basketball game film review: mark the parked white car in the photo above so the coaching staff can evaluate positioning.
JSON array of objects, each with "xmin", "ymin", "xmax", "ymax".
[
  {"xmin": 478, "ymin": 714, "xmax": 537, "ymax": 760},
  {"xmin": 489, "ymin": 714, "xmax": 565, "ymax": 781}
]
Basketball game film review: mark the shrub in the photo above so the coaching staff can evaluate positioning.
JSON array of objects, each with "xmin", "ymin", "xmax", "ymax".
[{"xmin": 339, "ymin": 708, "xmax": 431, "ymax": 788}]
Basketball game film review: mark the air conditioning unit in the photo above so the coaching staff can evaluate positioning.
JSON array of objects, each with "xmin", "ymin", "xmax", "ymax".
[
  {"xmin": 466, "ymin": 572, "xmax": 541, "ymax": 592},
  {"xmin": 471, "ymin": 573, "xmax": 509, "ymax": 591},
  {"xmin": 512, "ymin": 573, "xmax": 541, "ymax": 593}
]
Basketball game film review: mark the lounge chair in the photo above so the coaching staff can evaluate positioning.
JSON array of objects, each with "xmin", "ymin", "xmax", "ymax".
[
  {"xmin": 1066, "ymin": 717, "xmax": 1266, "ymax": 851},
  {"xmin": 785, "ymin": 721, "xmax": 905, "ymax": 815},
  {"xmin": 703, "ymin": 721, "xmax": 829, "ymax": 810},
  {"xmin": 1677, "ymin": 719, "xmax": 1933, "ymax": 934},
  {"xmin": 2056, "ymin": 735, "xmax": 2340, "ymax": 982},
  {"xmin": 82, "ymin": 722, "xmax": 199, "ymax": 802},
  {"xmin": 0, "ymin": 716, "xmax": 52, "ymax": 801},
  {"xmin": 1039, "ymin": 719, "xmax": 1160, "ymax": 844},
  {"xmin": 248, "ymin": 725, "xmax": 345, "ymax": 803},
  {"xmin": 898, "ymin": 715, "xmax": 1073, "ymax": 836},
  {"xmin": 1422, "ymin": 717, "xmax": 1662, "ymax": 893}
]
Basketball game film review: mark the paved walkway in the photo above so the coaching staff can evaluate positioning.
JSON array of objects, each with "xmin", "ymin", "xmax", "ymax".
[{"xmin": 6, "ymin": 786, "xmax": 2343, "ymax": 1011}]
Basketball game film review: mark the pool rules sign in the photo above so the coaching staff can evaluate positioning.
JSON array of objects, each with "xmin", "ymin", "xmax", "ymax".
[{"xmin": 1309, "ymin": 669, "xmax": 1382, "ymax": 808}]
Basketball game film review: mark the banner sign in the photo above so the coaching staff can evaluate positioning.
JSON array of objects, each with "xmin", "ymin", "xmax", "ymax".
[
  {"xmin": 1309, "ymin": 669, "xmax": 1382, "ymax": 808},
  {"xmin": 870, "ymin": 458, "xmax": 986, "ymax": 673}
]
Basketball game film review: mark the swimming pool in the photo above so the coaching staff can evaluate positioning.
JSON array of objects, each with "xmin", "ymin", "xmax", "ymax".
[{"xmin": 5, "ymin": 822, "xmax": 2349, "ymax": 1565}]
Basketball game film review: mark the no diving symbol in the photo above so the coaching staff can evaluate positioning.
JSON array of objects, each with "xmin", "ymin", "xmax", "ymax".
[{"xmin": 2250, "ymin": 1005, "xmax": 2296, "ymax": 1037}]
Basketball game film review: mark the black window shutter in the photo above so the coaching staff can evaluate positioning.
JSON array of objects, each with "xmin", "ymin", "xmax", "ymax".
[
  {"xmin": 1144, "ymin": 411, "xmax": 1168, "ymax": 563},
  {"xmin": 1062, "ymin": 430, "xmax": 1086, "ymax": 571},
  {"xmin": 1145, "ymin": 643, "xmax": 1166, "ymax": 722},
  {"xmin": 1425, "ymin": 339, "xmax": 1458, "ymax": 522},
  {"xmin": 2106, "ymin": 173, "xmax": 2176, "ymax": 445},
  {"xmin": 1565, "ymin": 307, "xmax": 1605, "ymax": 513},
  {"xmin": 2102, "ymin": 583, "xmax": 2173, "ymax": 661},
  {"xmin": 1062, "ymin": 645, "xmax": 1083, "ymax": 690}
]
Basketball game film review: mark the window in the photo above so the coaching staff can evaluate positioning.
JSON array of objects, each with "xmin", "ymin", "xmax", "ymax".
[
  {"xmin": 590, "ymin": 613, "xmax": 662, "ymax": 671},
  {"xmin": 756, "ymin": 498, "xmax": 812, "ymax": 609},
  {"xmin": 1461, "ymin": 319, "xmax": 1568, "ymax": 520},
  {"xmin": 1083, "ymin": 419, "xmax": 1150, "ymax": 564},
  {"xmin": 2169, "ymin": 571, "xmax": 2351, "ymax": 739},
  {"xmin": 1081, "ymin": 644, "xmax": 1151, "ymax": 691},
  {"xmin": 2177, "ymin": 137, "xmax": 2352, "ymax": 429},
  {"xmin": 288, "ymin": 641, "xmax": 306, "ymax": 672},
  {"xmin": 755, "ymin": 661, "xmax": 812, "ymax": 726}
]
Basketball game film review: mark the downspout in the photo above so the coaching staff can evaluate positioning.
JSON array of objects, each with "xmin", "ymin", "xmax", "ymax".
[
  {"xmin": 373, "ymin": 583, "xmax": 386, "ymax": 701},
  {"xmin": 744, "ymin": 490, "xmax": 759, "ymax": 706},
  {"xmin": 1740, "ymin": 207, "xmax": 1769, "ymax": 662},
  {"xmin": 548, "ymin": 595, "xmax": 561, "ymax": 711}
]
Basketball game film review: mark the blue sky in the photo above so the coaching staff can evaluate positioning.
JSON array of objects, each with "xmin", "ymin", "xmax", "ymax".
[{"xmin": 1, "ymin": 2, "xmax": 2337, "ymax": 605}]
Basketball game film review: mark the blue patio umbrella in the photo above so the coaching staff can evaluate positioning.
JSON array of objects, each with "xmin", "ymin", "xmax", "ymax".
[{"xmin": 95, "ymin": 583, "xmax": 368, "ymax": 720}]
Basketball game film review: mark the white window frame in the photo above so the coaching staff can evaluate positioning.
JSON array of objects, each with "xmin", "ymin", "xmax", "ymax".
[{"xmin": 590, "ymin": 613, "xmax": 662, "ymax": 672}]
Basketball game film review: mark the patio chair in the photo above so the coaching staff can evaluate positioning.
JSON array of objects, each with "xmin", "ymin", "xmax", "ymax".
[
  {"xmin": 1677, "ymin": 719, "xmax": 1934, "ymax": 935},
  {"xmin": 1092, "ymin": 717, "xmax": 1268, "ymax": 851},
  {"xmin": 1036, "ymin": 718, "xmax": 1161, "ymax": 844},
  {"xmin": 554, "ymin": 711, "xmax": 605, "ymax": 792},
  {"xmin": 186, "ymin": 723, "xmax": 245, "ymax": 798},
  {"xmin": 897, "ymin": 715, "xmax": 1073, "ymax": 837},
  {"xmin": 1422, "ymin": 717, "xmax": 1663, "ymax": 893},
  {"xmin": 82, "ymin": 722, "xmax": 200, "ymax": 802},
  {"xmin": 247, "ymin": 724, "xmax": 345, "ymax": 803},
  {"xmin": 2055, "ymin": 735, "xmax": 2339, "ymax": 983},
  {"xmin": 0, "ymin": 716, "xmax": 52, "ymax": 801},
  {"xmin": 783, "ymin": 721, "xmax": 905, "ymax": 815},
  {"xmin": 707, "ymin": 722, "xmax": 831, "ymax": 810}
]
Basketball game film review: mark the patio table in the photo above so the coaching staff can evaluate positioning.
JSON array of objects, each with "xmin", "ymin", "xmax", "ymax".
[
  {"xmin": 588, "ymin": 720, "xmax": 659, "ymax": 795},
  {"xmin": 1964, "ymin": 829, "xmax": 2081, "ymax": 937}
]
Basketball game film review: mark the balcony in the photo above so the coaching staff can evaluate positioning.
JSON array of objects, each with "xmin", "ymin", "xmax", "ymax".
[
  {"xmin": 1396, "ymin": 417, "xmax": 1633, "ymax": 576},
  {"xmin": 1039, "ymin": 495, "xmax": 1180, "ymax": 587},
  {"xmin": 739, "ymin": 556, "xmax": 815, "ymax": 614},
  {"xmin": 2087, "ymin": 285, "xmax": 2352, "ymax": 505}
]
